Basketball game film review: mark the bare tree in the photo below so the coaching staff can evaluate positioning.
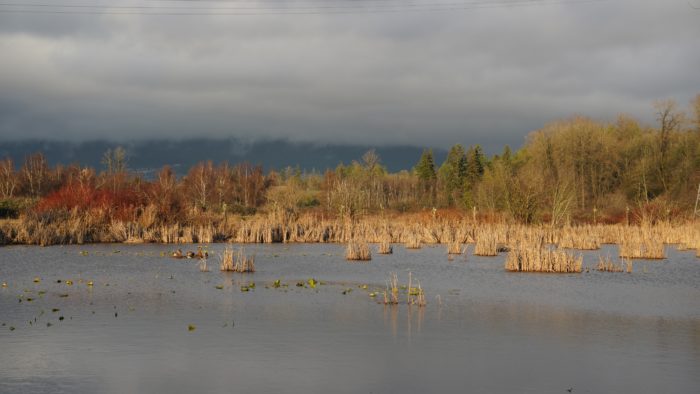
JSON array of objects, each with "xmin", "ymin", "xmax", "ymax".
[
  {"xmin": 21, "ymin": 153, "xmax": 48, "ymax": 197},
  {"xmin": 654, "ymin": 100, "xmax": 684, "ymax": 192},
  {"xmin": 0, "ymin": 158, "xmax": 17, "ymax": 199}
]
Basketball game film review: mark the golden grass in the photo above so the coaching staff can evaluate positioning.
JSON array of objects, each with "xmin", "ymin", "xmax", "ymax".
[
  {"xmin": 447, "ymin": 241, "xmax": 464, "ymax": 254},
  {"xmin": 378, "ymin": 240, "xmax": 393, "ymax": 254},
  {"xmin": 404, "ymin": 232, "xmax": 421, "ymax": 249},
  {"xmin": 595, "ymin": 255, "xmax": 623, "ymax": 272},
  {"xmin": 505, "ymin": 238, "xmax": 582, "ymax": 273},
  {"xmin": 220, "ymin": 246, "xmax": 255, "ymax": 272},
  {"xmin": 474, "ymin": 230, "xmax": 498, "ymax": 256},
  {"xmin": 0, "ymin": 210, "xmax": 694, "ymax": 264},
  {"xmin": 345, "ymin": 240, "xmax": 371, "ymax": 261},
  {"xmin": 618, "ymin": 227, "xmax": 665, "ymax": 259},
  {"xmin": 558, "ymin": 226, "xmax": 600, "ymax": 250}
]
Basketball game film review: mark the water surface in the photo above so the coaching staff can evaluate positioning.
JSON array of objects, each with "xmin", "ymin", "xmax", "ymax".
[{"xmin": 1, "ymin": 244, "xmax": 698, "ymax": 393}]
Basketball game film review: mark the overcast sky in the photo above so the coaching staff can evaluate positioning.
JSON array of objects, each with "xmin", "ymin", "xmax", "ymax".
[{"xmin": 0, "ymin": 0, "xmax": 698, "ymax": 150}]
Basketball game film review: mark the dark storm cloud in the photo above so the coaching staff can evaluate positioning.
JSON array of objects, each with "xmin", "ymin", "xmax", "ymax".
[{"xmin": 0, "ymin": 0, "xmax": 698, "ymax": 149}]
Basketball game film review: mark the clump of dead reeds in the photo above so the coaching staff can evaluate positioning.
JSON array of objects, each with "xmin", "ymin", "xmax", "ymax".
[
  {"xmin": 404, "ymin": 232, "xmax": 421, "ymax": 249},
  {"xmin": 619, "ymin": 227, "xmax": 665, "ymax": 259},
  {"xmin": 474, "ymin": 230, "xmax": 498, "ymax": 256},
  {"xmin": 447, "ymin": 241, "xmax": 464, "ymax": 255},
  {"xmin": 596, "ymin": 255, "xmax": 623, "ymax": 272},
  {"xmin": 346, "ymin": 240, "xmax": 372, "ymax": 261},
  {"xmin": 378, "ymin": 240, "xmax": 393, "ymax": 254},
  {"xmin": 220, "ymin": 246, "xmax": 255, "ymax": 272},
  {"xmin": 505, "ymin": 238, "xmax": 582, "ymax": 273},
  {"xmin": 558, "ymin": 226, "xmax": 600, "ymax": 250}
]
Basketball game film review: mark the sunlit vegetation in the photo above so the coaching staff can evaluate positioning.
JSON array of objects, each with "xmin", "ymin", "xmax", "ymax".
[
  {"xmin": 345, "ymin": 240, "xmax": 372, "ymax": 261},
  {"xmin": 0, "ymin": 95, "xmax": 698, "ymax": 249},
  {"xmin": 378, "ymin": 239, "xmax": 393, "ymax": 254},
  {"xmin": 382, "ymin": 272, "xmax": 426, "ymax": 306},
  {"xmin": 220, "ymin": 247, "xmax": 255, "ymax": 272},
  {"xmin": 596, "ymin": 255, "xmax": 624, "ymax": 272},
  {"xmin": 505, "ymin": 237, "xmax": 583, "ymax": 273}
]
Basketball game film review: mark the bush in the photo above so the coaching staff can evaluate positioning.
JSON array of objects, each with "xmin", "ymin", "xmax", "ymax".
[{"xmin": 0, "ymin": 198, "xmax": 34, "ymax": 219}]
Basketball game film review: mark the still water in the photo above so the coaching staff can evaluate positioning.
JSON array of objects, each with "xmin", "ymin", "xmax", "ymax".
[{"xmin": 1, "ymin": 244, "xmax": 698, "ymax": 393}]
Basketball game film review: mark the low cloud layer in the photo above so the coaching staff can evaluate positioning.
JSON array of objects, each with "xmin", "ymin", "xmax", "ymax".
[{"xmin": 0, "ymin": 0, "xmax": 698, "ymax": 150}]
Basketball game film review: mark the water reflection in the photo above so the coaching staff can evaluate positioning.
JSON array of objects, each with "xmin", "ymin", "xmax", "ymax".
[{"xmin": 0, "ymin": 243, "xmax": 699, "ymax": 394}]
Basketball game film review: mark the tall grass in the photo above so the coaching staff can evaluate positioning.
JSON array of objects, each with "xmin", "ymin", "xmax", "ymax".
[
  {"xmin": 595, "ymin": 255, "xmax": 623, "ymax": 272},
  {"xmin": 1, "ymin": 209, "xmax": 695, "ymax": 263},
  {"xmin": 378, "ymin": 240, "xmax": 393, "ymax": 254},
  {"xmin": 382, "ymin": 272, "xmax": 426, "ymax": 306},
  {"xmin": 220, "ymin": 246, "xmax": 255, "ymax": 272},
  {"xmin": 619, "ymin": 227, "xmax": 665, "ymax": 259},
  {"xmin": 505, "ymin": 238, "xmax": 582, "ymax": 273},
  {"xmin": 474, "ymin": 230, "xmax": 498, "ymax": 256},
  {"xmin": 346, "ymin": 240, "xmax": 372, "ymax": 261}
]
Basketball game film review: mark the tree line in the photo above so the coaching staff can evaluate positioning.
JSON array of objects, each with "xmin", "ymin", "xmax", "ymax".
[{"xmin": 1, "ymin": 95, "xmax": 698, "ymax": 225}]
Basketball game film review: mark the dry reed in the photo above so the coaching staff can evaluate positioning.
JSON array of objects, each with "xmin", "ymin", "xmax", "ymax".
[
  {"xmin": 346, "ymin": 240, "xmax": 372, "ymax": 261},
  {"xmin": 474, "ymin": 230, "xmax": 498, "ymax": 256},
  {"xmin": 505, "ymin": 238, "xmax": 582, "ymax": 273},
  {"xmin": 619, "ymin": 227, "xmax": 665, "ymax": 259},
  {"xmin": 404, "ymin": 232, "xmax": 421, "ymax": 249},
  {"xmin": 382, "ymin": 272, "xmax": 426, "ymax": 306},
  {"xmin": 378, "ymin": 240, "xmax": 393, "ymax": 254},
  {"xmin": 220, "ymin": 246, "xmax": 256, "ymax": 272},
  {"xmin": 383, "ymin": 273, "xmax": 399, "ymax": 305},
  {"xmin": 558, "ymin": 226, "xmax": 600, "ymax": 250},
  {"xmin": 596, "ymin": 255, "xmax": 623, "ymax": 272},
  {"xmin": 447, "ymin": 241, "xmax": 464, "ymax": 255}
]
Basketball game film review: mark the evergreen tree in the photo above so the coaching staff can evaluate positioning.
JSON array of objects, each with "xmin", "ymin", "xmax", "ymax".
[
  {"xmin": 415, "ymin": 149, "xmax": 436, "ymax": 181},
  {"xmin": 466, "ymin": 145, "xmax": 485, "ymax": 183},
  {"xmin": 438, "ymin": 144, "xmax": 467, "ymax": 205},
  {"xmin": 415, "ymin": 149, "xmax": 437, "ymax": 205}
]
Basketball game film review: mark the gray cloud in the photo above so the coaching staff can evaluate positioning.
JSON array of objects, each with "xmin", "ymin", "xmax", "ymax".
[{"xmin": 0, "ymin": 0, "xmax": 698, "ymax": 150}]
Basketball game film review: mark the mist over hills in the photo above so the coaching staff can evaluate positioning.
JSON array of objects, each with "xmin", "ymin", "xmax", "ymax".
[{"xmin": 0, "ymin": 138, "xmax": 448, "ymax": 175}]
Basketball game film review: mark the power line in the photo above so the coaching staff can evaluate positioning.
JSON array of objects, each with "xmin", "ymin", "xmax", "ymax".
[
  {"xmin": 0, "ymin": 0, "xmax": 587, "ymax": 10},
  {"xmin": 0, "ymin": 0, "xmax": 611, "ymax": 15}
]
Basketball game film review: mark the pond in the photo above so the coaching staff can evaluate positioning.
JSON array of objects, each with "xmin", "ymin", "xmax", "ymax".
[{"xmin": 1, "ymin": 243, "xmax": 699, "ymax": 393}]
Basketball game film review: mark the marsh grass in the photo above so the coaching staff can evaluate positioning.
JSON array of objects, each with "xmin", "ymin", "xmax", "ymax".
[
  {"xmin": 447, "ymin": 241, "xmax": 464, "ymax": 255},
  {"xmin": 346, "ymin": 240, "xmax": 371, "ymax": 261},
  {"xmin": 382, "ymin": 272, "xmax": 426, "ymax": 307},
  {"xmin": 474, "ymin": 230, "xmax": 498, "ymax": 256},
  {"xmin": 558, "ymin": 226, "xmax": 600, "ymax": 250},
  {"xmin": 378, "ymin": 240, "xmax": 393, "ymax": 254},
  {"xmin": 505, "ymin": 238, "xmax": 582, "ymax": 273},
  {"xmin": 383, "ymin": 273, "xmax": 399, "ymax": 305},
  {"xmin": 619, "ymin": 227, "xmax": 665, "ymax": 259},
  {"xmin": 404, "ymin": 232, "xmax": 421, "ymax": 249},
  {"xmin": 220, "ymin": 246, "xmax": 255, "ymax": 272},
  {"xmin": 596, "ymin": 255, "xmax": 623, "ymax": 272}
]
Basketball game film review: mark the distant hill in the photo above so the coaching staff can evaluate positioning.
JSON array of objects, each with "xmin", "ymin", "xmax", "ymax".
[{"xmin": 0, "ymin": 138, "xmax": 447, "ymax": 175}]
